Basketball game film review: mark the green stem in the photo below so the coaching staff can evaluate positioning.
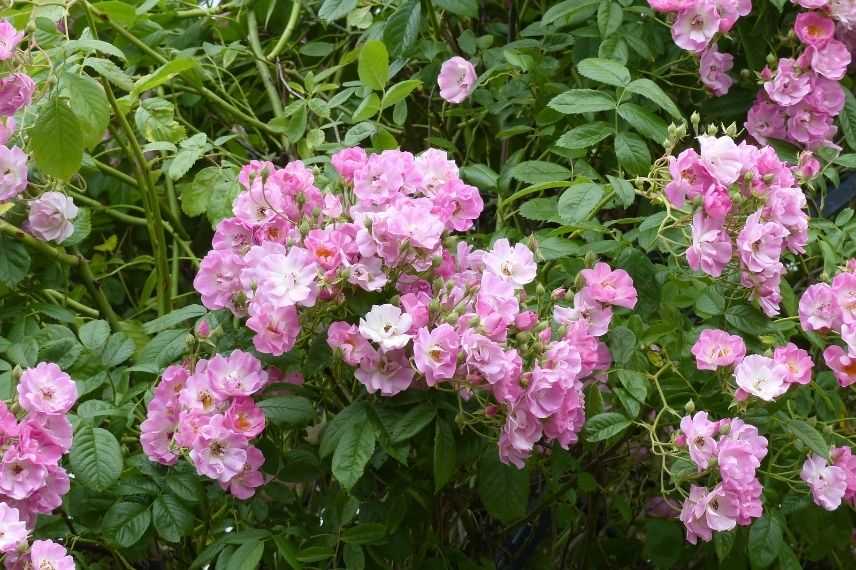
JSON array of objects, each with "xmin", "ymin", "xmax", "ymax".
[
  {"xmin": 0, "ymin": 219, "xmax": 80, "ymax": 266},
  {"xmin": 73, "ymin": 248, "xmax": 122, "ymax": 330},
  {"xmin": 266, "ymin": 0, "xmax": 302, "ymax": 60},
  {"xmin": 92, "ymin": 158, "xmax": 138, "ymax": 187},
  {"xmin": 42, "ymin": 289, "xmax": 100, "ymax": 317},
  {"xmin": 247, "ymin": 11, "xmax": 287, "ymax": 149}
]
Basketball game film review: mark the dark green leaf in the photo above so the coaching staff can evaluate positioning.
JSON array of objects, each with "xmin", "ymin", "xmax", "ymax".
[
  {"xmin": 258, "ymin": 396, "xmax": 315, "ymax": 426},
  {"xmin": 0, "ymin": 236, "xmax": 31, "ymax": 287},
  {"xmin": 383, "ymin": 0, "xmax": 422, "ymax": 57},
  {"xmin": 585, "ymin": 412, "xmax": 631, "ymax": 441},
  {"xmin": 614, "ymin": 131, "xmax": 651, "ymax": 175},
  {"xmin": 577, "ymin": 57, "xmax": 630, "ymax": 87},
  {"xmin": 341, "ymin": 523, "xmax": 387, "ymax": 545},
  {"xmin": 332, "ymin": 417, "xmax": 376, "ymax": 490},
  {"xmin": 30, "ymin": 95, "xmax": 84, "ymax": 180},
  {"xmin": 548, "ymin": 89, "xmax": 615, "ymax": 115},
  {"xmin": 558, "ymin": 183, "xmax": 604, "ymax": 223},
  {"xmin": 70, "ymin": 425, "xmax": 123, "ymax": 491},
  {"xmin": 152, "ymin": 494, "xmax": 194, "ymax": 543},
  {"xmin": 555, "ymin": 122, "xmax": 613, "ymax": 150},
  {"xmin": 477, "ymin": 450, "xmax": 529, "ymax": 523},
  {"xmin": 748, "ymin": 515, "xmax": 783, "ymax": 569},
  {"xmin": 103, "ymin": 501, "xmax": 151, "ymax": 547},
  {"xmin": 785, "ymin": 419, "xmax": 829, "ymax": 459},
  {"xmin": 508, "ymin": 161, "xmax": 571, "ymax": 184}
]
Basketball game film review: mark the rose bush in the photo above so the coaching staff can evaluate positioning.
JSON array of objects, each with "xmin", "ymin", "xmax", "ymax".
[{"xmin": 0, "ymin": 0, "xmax": 856, "ymax": 568}]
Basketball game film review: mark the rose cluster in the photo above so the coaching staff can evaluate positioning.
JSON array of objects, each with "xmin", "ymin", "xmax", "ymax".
[
  {"xmin": 0, "ymin": 361, "xmax": 79, "ymax": 568},
  {"xmin": 646, "ymin": 0, "xmax": 749, "ymax": 96},
  {"xmin": 664, "ymin": 135, "xmax": 809, "ymax": 316},
  {"xmin": 140, "ymin": 352, "xmax": 284, "ymax": 499},
  {"xmin": 746, "ymin": 7, "xmax": 852, "ymax": 150},
  {"xmin": 329, "ymin": 254, "xmax": 637, "ymax": 468},
  {"xmin": 193, "ymin": 147, "xmax": 484, "ymax": 358},
  {"xmin": 692, "ymin": 328, "xmax": 814, "ymax": 401},
  {"xmin": 0, "ymin": 20, "xmax": 79, "ymax": 243},
  {"xmin": 800, "ymin": 446, "xmax": 856, "ymax": 511},
  {"xmin": 675, "ymin": 412, "xmax": 768, "ymax": 544},
  {"xmin": 798, "ymin": 259, "xmax": 856, "ymax": 387}
]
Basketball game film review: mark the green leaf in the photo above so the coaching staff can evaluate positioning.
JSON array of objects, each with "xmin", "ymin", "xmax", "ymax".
[
  {"xmin": 555, "ymin": 122, "xmax": 613, "ymax": 150},
  {"xmin": 432, "ymin": 0, "xmax": 478, "ymax": 18},
  {"xmin": 538, "ymin": 237, "xmax": 581, "ymax": 259},
  {"xmin": 92, "ymin": 1, "xmax": 136, "ymax": 26},
  {"xmin": 839, "ymin": 90, "xmax": 856, "ymax": 151},
  {"xmin": 542, "ymin": 0, "xmax": 599, "ymax": 26},
  {"xmin": 65, "ymin": 39, "xmax": 127, "ymax": 61},
  {"xmin": 103, "ymin": 501, "xmax": 151, "ymax": 547},
  {"xmin": 272, "ymin": 536, "xmax": 303, "ymax": 570},
  {"xmin": 152, "ymin": 494, "xmax": 194, "ymax": 542},
  {"xmin": 62, "ymin": 73, "xmax": 110, "ymax": 150},
  {"xmin": 383, "ymin": 0, "xmax": 422, "ymax": 57},
  {"xmin": 320, "ymin": 402, "xmax": 368, "ymax": 458},
  {"xmin": 143, "ymin": 304, "xmax": 207, "ymax": 334},
  {"xmin": 519, "ymin": 197, "xmax": 560, "ymax": 222},
  {"xmin": 433, "ymin": 420, "xmax": 456, "ymax": 492},
  {"xmin": 834, "ymin": 154, "xmax": 856, "ymax": 168},
  {"xmin": 352, "ymin": 93, "xmax": 380, "ymax": 122},
  {"xmin": 343, "ymin": 544, "xmax": 364, "ymax": 570},
  {"xmin": 577, "ymin": 57, "xmax": 631, "ymax": 87},
  {"xmin": 777, "ymin": 544, "xmax": 803, "ymax": 570},
  {"xmin": 724, "ymin": 304, "xmax": 768, "ymax": 335},
  {"xmin": 618, "ymin": 103, "xmax": 668, "ymax": 144},
  {"xmin": 79, "ymin": 320, "xmax": 111, "ymax": 351},
  {"xmin": 132, "ymin": 329, "xmax": 190, "ymax": 374},
  {"xmin": 135, "ymin": 98, "xmax": 186, "ymax": 144},
  {"xmin": 477, "ymin": 450, "xmax": 529, "ymax": 523},
  {"xmin": 258, "ymin": 396, "xmax": 315, "ymax": 426},
  {"xmin": 508, "ymin": 160, "xmax": 571, "ymax": 184},
  {"xmin": 332, "ymin": 417, "xmax": 376, "ymax": 490},
  {"xmin": 358, "ymin": 40, "xmax": 389, "ymax": 91},
  {"xmin": 785, "ymin": 419, "xmax": 830, "ymax": 459},
  {"xmin": 625, "ymin": 78, "xmax": 682, "ymax": 119},
  {"xmin": 608, "ymin": 326, "xmax": 636, "ymax": 365},
  {"xmin": 391, "ymin": 404, "xmax": 436, "ymax": 442},
  {"xmin": 381, "ymin": 80, "xmax": 422, "ymax": 109},
  {"xmin": 714, "ymin": 530, "xmax": 736, "ymax": 562},
  {"xmin": 102, "ymin": 332, "xmax": 135, "ymax": 367},
  {"xmin": 341, "ymin": 523, "xmax": 387, "ymax": 545},
  {"xmin": 62, "ymin": 207, "xmax": 92, "ymax": 246},
  {"xmin": 84, "ymin": 57, "xmax": 134, "ymax": 91},
  {"xmin": 318, "ymin": 0, "xmax": 358, "ymax": 22},
  {"xmin": 607, "ymin": 175, "xmax": 635, "ymax": 207},
  {"xmin": 227, "ymin": 539, "xmax": 265, "ymax": 570},
  {"xmin": 597, "ymin": 0, "xmax": 623, "ymax": 37},
  {"xmin": 548, "ymin": 89, "xmax": 615, "ymax": 115},
  {"xmin": 644, "ymin": 520, "xmax": 683, "ymax": 569},
  {"xmin": 616, "ymin": 369, "xmax": 647, "ymax": 403},
  {"xmin": 344, "ymin": 122, "xmax": 376, "ymax": 146},
  {"xmin": 0, "ymin": 237, "xmax": 31, "ymax": 287},
  {"xmin": 614, "ymin": 131, "xmax": 651, "ymax": 176},
  {"xmin": 132, "ymin": 57, "xmax": 197, "ymax": 97},
  {"xmin": 585, "ymin": 412, "xmax": 631, "ymax": 441},
  {"xmin": 558, "ymin": 182, "xmax": 604, "ymax": 224},
  {"xmin": 30, "ymin": 95, "xmax": 84, "ymax": 180},
  {"xmin": 165, "ymin": 471, "xmax": 204, "ymax": 504},
  {"xmin": 748, "ymin": 515, "xmax": 783, "ymax": 569},
  {"xmin": 70, "ymin": 425, "xmax": 123, "ymax": 491}
]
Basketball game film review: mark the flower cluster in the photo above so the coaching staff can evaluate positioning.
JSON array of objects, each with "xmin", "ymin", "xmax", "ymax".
[
  {"xmin": 646, "ymin": 0, "xmax": 749, "ymax": 96},
  {"xmin": 746, "ymin": 8, "xmax": 852, "ymax": 150},
  {"xmin": 0, "ymin": 20, "xmax": 30, "ymax": 204},
  {"xmin": 800, "ymin": 446, "xmax": 856, "ymax": 511},
  {"xmin": 194, "ymin": 147, "xmax": 483, "ymax": 357},
  {"xmin": 0, "ymin": 361, "xmax": 78, "ymax": 568},
  {"xmin": 663, "ymin": 135, "xmax": 809, "ymax": 316},
  {"xmin": 330, "ymin": 255, "xmax": 636, "ymax": 468},
  {"xmin": 140, "ymin": 352, "xmax": 281, "ymax": 499},
  {"xmin": 798, "ymin": 259, "xmax": 856, "ymax": 387},
  {"xmin": 675, "ymin": 412, "xmax": 768, "ymax": 544},
  {"xmin": 692, "ymin": 328, "xmax": 814, "ymax": 401}
]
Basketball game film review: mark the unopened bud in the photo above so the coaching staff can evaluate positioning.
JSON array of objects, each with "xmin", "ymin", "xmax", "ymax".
[
  {"xmin": 431, "ymin": 255, "xmax": 443, "ymax": 268},
  {"xmin": 766, "ymin": 53, "xmax": 777, "ymax": 67},
  {"xmin": 195, "ymin": 320, "xmax": 211, "ymax": 339},
  {"xmin": 706, "ymin": 123, "xmax": 718, "ymax": 136},
  {"xmin": 551, "ymin": 287, "xmax": 566, "ymax": 300},
  {"xmin": 684, "ymin": 399, "xmax": 695, "ymax": 414},
  {"xmin": 690, "ymin": 112, "xmax": 700, "ymax": 133},
  {"xmin": 389, "ymin": 295, "xmax": 400, "ymax": 306},
  {"xmin": 724, "ymin": 122, "xmax": 737, "ymax": 138}
]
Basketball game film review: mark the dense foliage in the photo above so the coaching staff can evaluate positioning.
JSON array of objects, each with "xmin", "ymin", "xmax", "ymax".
[{"xmin": 1, "ymin": 0, "xmax": 856, "ymax": 568}]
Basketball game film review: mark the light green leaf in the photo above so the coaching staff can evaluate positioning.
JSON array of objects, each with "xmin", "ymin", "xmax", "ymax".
[
  {"xmin": 381, "ymin": 79, "xmax": 422, "ymax": 109},
  {"xmin": 65, "ymin": 38, "xmax": 127, "ymax": 61},
  {"xmin": 618, "ymin": 103, "xmax": 668, "ymax": 144},
  {"xmin": 558, "ymin": 182, "xmax": 604, "ymax": 223},
  {"xmin": 143, "ymin": 304, "xmax": 207, "ymax": 334},
  {"xmin": 614, "ymin": 131, "xmax": 651, "ymax": 175},
  {"xmin": 132, "ymin": 58, "xmax": 197, "ymax": 97},
  {"xmin": 607, "ymin": 174, "xmax": 635, "ymax": 207},
  {"xmin": 585, "ymin": 412, "xmax": 631, "ymax": 441},
  {"xmin": 597, "ymin": 0, "xmax": 623, "ymax": 37},
  {"xmin": 625, "ymin": 78, "xmax": 682, "ymax": 119},
  {"xmin": 318, "ymin": 0, "xmax": 358, "ymax": 22},
  {"xmin": 577, "ymin": 57, "xmax": 631, "ymax": 87},
  {"xmin": 358, "ymin": 40, "xmax": 389, "ymax": 91},
  {"xmin": 786, "ymin": 419, "xmax": 830, "ymax": 459},
  {"xmin": 30, "ymin": 95, "xmax": 84, "ymax": 180},
  {"xmin": 556, "ymin": 122, "xmax": 613, "ymax": 150},
  {"xmin": 432, "ymin": 0, "xmax": 478, "ymax": 18},
  {"xmin": 79, "ymin": 320, "xmax": 111, "ymax": 351},
  {"xmin": 62, "ymin": 73, "xmax": 110, "ymax": 150},
  {"xmin": 548, "ymin": 89, "xmax": 615, "ymax": 115}
]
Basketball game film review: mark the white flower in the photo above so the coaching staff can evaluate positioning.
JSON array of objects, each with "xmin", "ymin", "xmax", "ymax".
[
  {"xmin": 734, "ymin": 355, "xmax": 788, "ymax": 401},
  {"xmin": 359, "ymin": 304, "xmax": 413, "ymax": 351},
  {"xmin": 482, "ymin": 238, "xmax": 537, "ymax": 288}
]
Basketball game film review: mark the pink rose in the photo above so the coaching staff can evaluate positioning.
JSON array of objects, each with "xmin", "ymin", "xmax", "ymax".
[
  {"xmin": 0, "ymin": 73, "xmax": 35, "ymax": 116},
  {"xmin": 437, "ymin": 56, "xmax": 477, "ymax": 104}
]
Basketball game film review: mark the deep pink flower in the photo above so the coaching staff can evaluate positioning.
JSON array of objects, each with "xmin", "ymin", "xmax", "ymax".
[
  {"xmin": 0, "ymin": 73, "xmax": 34, "ymax": 116},
  {"xmin": 354, "ymin": 349, "xmax": 414, "ymax": 396},
  {"xmin": 224, "ymin": 397, "xmax": 266, "ymax": 439},
  {"xmin": 809, "ymin": 40, "xmax": 851, "ymax": 80},
  {"xmin": 328, "ymin": 321, "xmax": 376, "ymax": 366},
  {"xmin": 498, "ymin": 406, "xmax": 542, "ymax": 469},
  {"xmin": 247, "ymin": 302, "xmax": 300, "ymax": 356},
  {"xmin": 331, "ymin": 147, "xmax": 367, "ymax": 183},
  {"xmin": 579, "ymin": 262, "xmax": 637, "ymax": 309},
  {"xmin": 438, "ymin": 57, "xmax": 477, "ymax": 104},
  {"xmin": 799, "ymin": 282, "xmax": 842, "ymax": 332},
  {"xmin": 212, "ymin": 218, "xmax": 253, "ymax": 254},
  {"xmin": 194, "ymin": 250, "xmax": 246, "ymax": 314},
  {"xmin": 140, "ymin": 408, "xmax": 179, "ymax": 466},
  {"xmin": 189, "ymin": 415, "xmax": 248, "ymax": 483},
  {"xmin": 686, "ymin": 212, "xmax": 732, "ymax": 277},
  {"xmin": 672, "ymin": 4, "xmax": 720, "ymax": 53},
  {"xmin": 17, "ymin": 362, "xmax": 78, "ymax": 415},
  {"xmin": 664, "ymin": 148, "xmax": 716, "ymax": 207},
  {"xmin": 795, "ymin": 12, "xmax": 836, "ymax": 45},
  {"xmin": 823, "ymin": 345, "xmax": 856, "ymax": 387},
  {"xmin": 0, "ymin": 450, "xmax": 47, "ymax": 500},
  {"xmin": 699, "ymin": 47, "xmax": 734, "ymax": 96},
  {"xmin": 746, "ymin": 95, "xmax": 788, "ymax": 144},
  {"xmin": 413, "ymin": 324, "xmax": 459, "ymax": 386},
  {"xmin": 691, "ymin": 329, "xmax": 746, "ymax": 371},
  {"xmin": 764, "ymin": 59, "xmax": 812, "ymax": 106},
  {"xmin": 178, "ymin": 369, "xmax": 226, "ymax": 414},
  {"xmin": 831, "ymin": 446, "xmax": 856, "ymax": 504},
  {"xmin": 207, "ymin": 350, "xmax": 268, "ymax": 397},
  {"xmin": 736, "ymin": 212, "xmax": 787, "ymax": 273},
  {"xmin": 220, "ymin": 445, "xmax": 266, "ymax": 499},
  {"xmin": 0, "ymin": 21, "xmax": 23, "ymax": 61},
  {"xmin": 718, "ymin": 438, "xmax": 761, "ymax": 483}
]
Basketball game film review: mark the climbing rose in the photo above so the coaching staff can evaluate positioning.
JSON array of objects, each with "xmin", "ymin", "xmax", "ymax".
[
  {"xmin": 437, "ymin": 56, "xmax": 477, "ymax": 104},
  {"xmin": 26, "ymin": 192, "xmax": 79, "ymax": 243}
]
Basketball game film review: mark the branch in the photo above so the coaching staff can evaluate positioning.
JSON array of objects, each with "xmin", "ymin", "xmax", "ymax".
[
  {"xmin": 266, "ymin": 0, "xmax": 302, "ymax": 61},
  {"xmin": 0, "ymin": 219, "xmax": 80, "ymax": 266}
]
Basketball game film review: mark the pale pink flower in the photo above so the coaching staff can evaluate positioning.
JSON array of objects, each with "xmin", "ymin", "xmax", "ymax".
[
  {"xmin": 0, "ymin": 451, "xmax": 47, "ymax": 500},
  {"xmin": 734, "ymin": 355, "xmax": 789, "ymax": 401},
  {"xmin": 763, "ymin": 59, "xmax": 812, "ymax": 106},
  {"xmin": 0, "ymin": 116, "xmax": 14, "ymax": 146},
  {"xmin": 553, "ymin": 292, "xmax": 612, "ymax": 337},
  {"xmin": 686, "ymin": 212, "xmax": 732, "ymax": 277},
  {"xmin": 0, "ymin": 503, "xmax": 27, "ymax": 553},
  {"xmin": 579, "ymin": 262, "xmax": 637, "ymax": 309},
  {"xmin": 679, "ymin": 411, "xmax": 719, "ymax": 469},
  {"xmin": 801, "ymin": 454, "xmax": 847, "ymax": 511},
  {"xmin": 736, "ymin": 212, "xmax": 787, "ymax": 273},
  {"xmin": 0, "ymin": 73, "xmax": 34, "ymax": 116},
  {"xmin": 193, "ymin": 250, "xmax": 246, "ymax": 314},
  {"xmin": 482, "ymin": 238, "xmax": 536, "ymax": 288},
  {"xmin": 691, "ymin": 329, "xmax": 746, "ymax": 371},
  {"xmin": 699, "ymin": 47, "xmax": 734, "ymax": 96},
  {"xmin": 220, "ymin": 445, "xmax": 265, "ymax": 500},
  {"xmin": 247, "ymin": 302, "xmax": 300, "ymax": 356},
  {"xmin": 359, "ymin": 304, "xmax": 413, "ymax": 351},
  {"xmin": 0, "ymin": 21, "xmax": 23, "ymax": 61},
  {"xmin": 680, "ymin": 485, "xmax": 738, "ymax": 544},
  {"xmin": 498, "ymin": 406, "xmax": 542, "ymax": 469},
  {"xmin": 437, "ymin": 56, "xmax": 477, "ymax": 104},
  {"xmin": 327, "ymin": 321, "xmax": 377, "ymax": 366},
  {"xmin": 832, "ymin": 271, "xmax": 856, "ymax": 323},
  {"xmin": 331, "ymin": 147, "xmax": 367, "ymax": 183},
  {"xmin": 698, "ymin": 135, "xmax": 743, "ymax": 185},
  {"xmin": 140, "ymin": 408, "xmax": 179, "ymax": 466},
  {"xmin": 251, "ymin": 246, "xmax": 319, "ymax": 309},
  {"xmin": 27, "ymin": 192, "xmax": 79, "ymax": 243},
  {"xmin": 17, "ymin": 362, "xmax": 78, "ymax": 415},
  {"xmin": 809, "ymin": 40, "xmax": 851, "ymax": 80},
  {"xmin": 29, "ymin": 540, "xmax": 75, "ymax": 570},
  {"xmin": 0, "ymin": 145, "xmax": 26, "ymax": 202},
  {"xmin": 799, "ymin": 282, "xmax": 842, "ymax": 332},
  {"xmin": 672, "ymin": 4, "xmax": 720, "ymax": 53},
  {"xmin": 823, "ymin": 345, "xmax": 856, "ymax": 387},
  {"xmin": 207, "ymin": 350, "xmax": 268, "ymax": 397},
  {"xmin": 189, "ymin": 416, "xmax": 248, "ymax": 483}
]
